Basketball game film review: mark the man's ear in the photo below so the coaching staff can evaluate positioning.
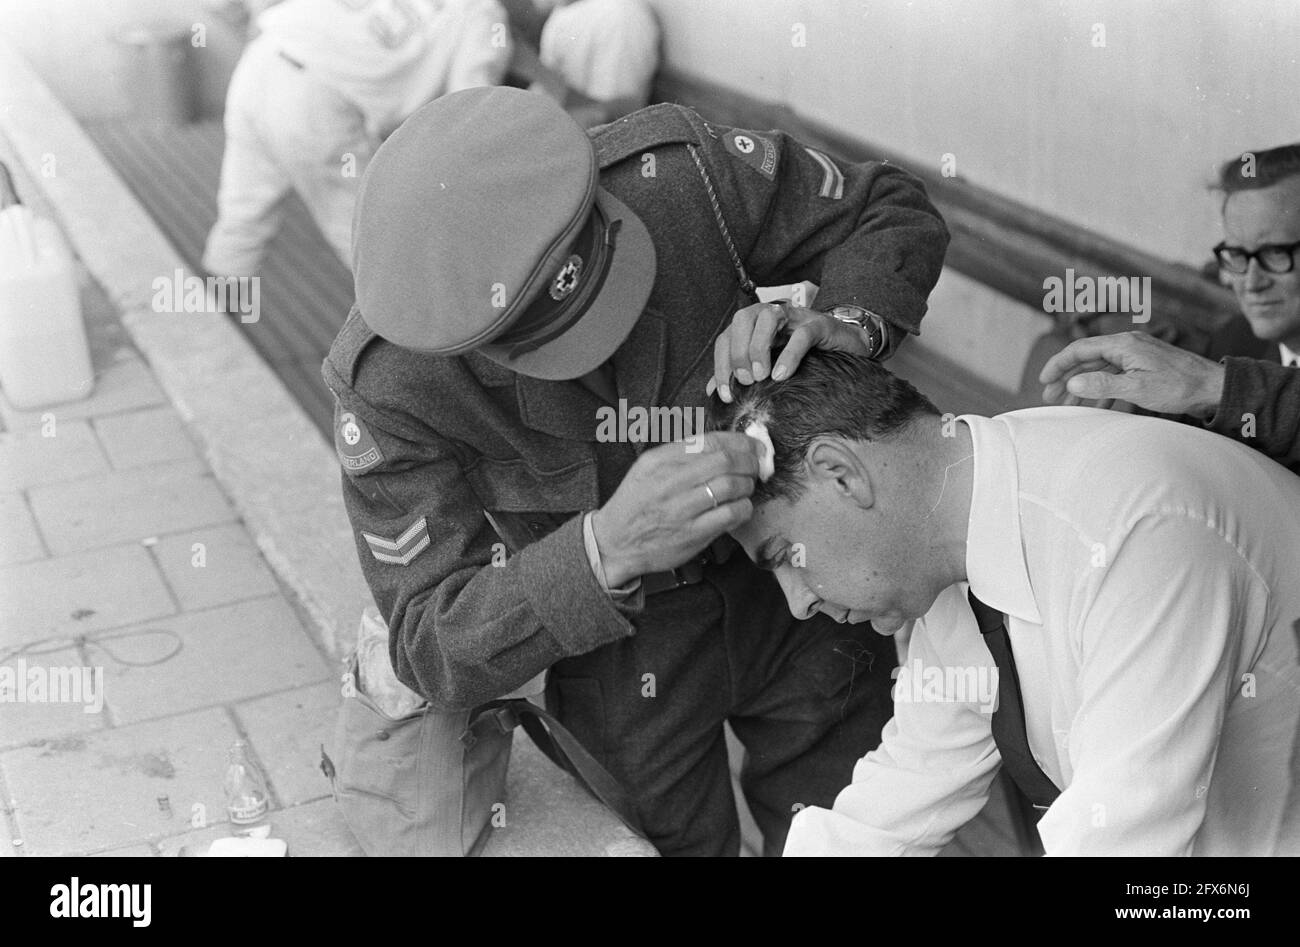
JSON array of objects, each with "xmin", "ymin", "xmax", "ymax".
[{"xmin": 806, "ymin": 438, "xmax": 874, "ymax": 509}]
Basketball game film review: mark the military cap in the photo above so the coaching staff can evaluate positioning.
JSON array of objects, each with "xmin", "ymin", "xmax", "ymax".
[{"xmin": 352, "ymin": 86, "xmax": 655, "ymax": 380}]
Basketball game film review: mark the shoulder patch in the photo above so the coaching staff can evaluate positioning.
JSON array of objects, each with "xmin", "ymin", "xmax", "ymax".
[
  {"xmin": 362, "ymin": 517, "xmax": 430, "ymax": 566},
  {"xmin": 723, "ymin": 131, "xmax": 778, "ymax": 180},
  {"xmin": 335, "ymin": 405, "xmax": 384, "ymax": 474}
]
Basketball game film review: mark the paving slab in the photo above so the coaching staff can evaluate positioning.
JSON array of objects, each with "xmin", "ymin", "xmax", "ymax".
[
  {"xmin": 0, "ymin": 356, "xmax": 167, "ymax": 431},
  {"xmin": 27, "ymin": 459, "xmax": 235, "ymax": 555},
  {"xmin": 89, "ymin": 843, "xmax": 155, "ymax": 857},
  {"xmin": 150, "ymin": 522, "xmax": 280, "ymax": 612},
  {"xmin": 95, "ymin": 597, "xmax": 333, "ymax": 726},
  {"xmin": 0, "ymin": 493, "xmax": 45, "ymax": 567},
  {"xmin": 234, "ymin": 682, "xmax": 339, "ymax": 808},
  {"xmin": 157, "ymin": 797, "xmax": 363, "ymax": 857},
  {"xmin": 93, "ymin": 406, "xmax": 198, "ymax": 470},
  {"xmin": 0, "ymin": 707, "xmax": 239, "ymax": 855},
  {"xmin": 0, "ymin": 645, "xmax": 109, "ymax": 749},
  {"xmin": 482, "ymin": 734, "xmax": 657, "ymax": 857},
  {"xmin": 0, "ymin": 542, "xmax": 174, "ymax": 650},
  {"xmin": 0, "ymin": 419, "xmax": 109, "ymax": 491}
]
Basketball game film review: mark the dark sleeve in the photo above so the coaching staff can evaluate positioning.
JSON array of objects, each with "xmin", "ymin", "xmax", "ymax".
[
  {"xmin": 330, "ymin": 398, "xmax": 637, "ymax": 710},
  {"xmin": 1205, "ymin": 357, "xmax": 1300, "ymax": 470},
  {"xmin": 693, "ymin": 117, "xmax": 950, "ymax": 339}
]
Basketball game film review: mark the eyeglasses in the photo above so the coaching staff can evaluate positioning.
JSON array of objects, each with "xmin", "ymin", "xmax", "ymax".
[{"xmin": 1213, "ymin": 239, "xmax": 1300, "ymax": 275}]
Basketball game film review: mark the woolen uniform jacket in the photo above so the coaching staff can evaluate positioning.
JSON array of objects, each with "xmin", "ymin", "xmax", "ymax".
[
  {"xmin": 1210, "ymin": 356, "xmax": 1300, "ymax": 472},
  {"xmin": 1199, "ymin": 316, "xmax": 1300, "ymax": 474},
  {"xmin": 322, "ymin": 103, "xmax": 950, "ymax": 709}
]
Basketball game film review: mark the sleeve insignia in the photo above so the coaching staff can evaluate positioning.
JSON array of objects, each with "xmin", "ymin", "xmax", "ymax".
[
  {"xmin": 335, "ymin": 404, "xmax": 384, "ymax": 474},
  {"xmin": 803, "ymin": 147, "xmax": 845, "ymax": 199},
  {"xmin": 361, "ymin": 516, "xmax": 431, "ymax": 566}
]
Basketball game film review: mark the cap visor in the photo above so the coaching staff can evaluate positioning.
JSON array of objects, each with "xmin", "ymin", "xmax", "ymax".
[{"xmin": 480, "ymin": 188, "xmax": 655, "ymax": 380}]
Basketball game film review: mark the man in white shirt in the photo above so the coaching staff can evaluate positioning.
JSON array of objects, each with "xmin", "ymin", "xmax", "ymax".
[
  {"xmin": 204, "ymin": 0, "xmax": 511, "ymax": 276},
  {"xmin": 710, "ymin": 347, "xmax": 1300, "ymax": 856}
]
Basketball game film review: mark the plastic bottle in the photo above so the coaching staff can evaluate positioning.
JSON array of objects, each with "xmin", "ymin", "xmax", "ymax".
[
  {"xmin": 223, "ymin": 740, "xmax": 270, "ymax": 825},
  {"xmin": 0, "ymin": 161, "xmax": 95, "ymax": 409}
]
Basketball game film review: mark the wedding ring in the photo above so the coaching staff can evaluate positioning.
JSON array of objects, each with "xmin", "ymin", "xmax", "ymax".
[{"xmin": 702, "ymin": 481, "xmax": 719, "ymax": 508}]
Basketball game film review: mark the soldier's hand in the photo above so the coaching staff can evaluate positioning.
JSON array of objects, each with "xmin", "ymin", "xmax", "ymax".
[
  {"xmin": 591, "ymin": 432, "xmax": 760, "ymax": 587},
  {"xmin": 707, "ymin": 301, "xmax": 872, "ymax": 402},
  {"xmin": 1039, "ymin": 331, "xmax": 1226, "ymax": 418}
]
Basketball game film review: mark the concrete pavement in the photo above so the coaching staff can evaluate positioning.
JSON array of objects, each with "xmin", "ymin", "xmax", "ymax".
[{"xmin": 0, "ymin": 269, "xmax": 355, "ymax": 856}]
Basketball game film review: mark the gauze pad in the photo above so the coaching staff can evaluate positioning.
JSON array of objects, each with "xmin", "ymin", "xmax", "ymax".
[{"xmin": 744, "ymin": 420, "xmax": 776, "ymax": 481}]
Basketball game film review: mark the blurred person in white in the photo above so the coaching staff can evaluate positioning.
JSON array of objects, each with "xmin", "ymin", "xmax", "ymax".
[
  {"xmin": 506, "ymin": 0, "xmax": 658, "ymax": 128},
  {"xmin": 710, "ymin": 347, "xmax": 1300, "ymax": 857},
  {"xmin": 203, "ymin": 0, "xmax": 512, "ymax": 277}
]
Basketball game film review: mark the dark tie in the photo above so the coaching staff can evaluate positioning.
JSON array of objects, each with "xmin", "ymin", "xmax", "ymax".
[{"xmin": 967, "ymin": 590, "xmax": 1061, "ymax": 810}]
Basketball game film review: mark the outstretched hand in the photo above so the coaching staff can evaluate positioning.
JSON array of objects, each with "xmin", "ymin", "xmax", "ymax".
[{"xmin": 1039, "ymin": 331, "xmax": 1226, "ymax": 419}]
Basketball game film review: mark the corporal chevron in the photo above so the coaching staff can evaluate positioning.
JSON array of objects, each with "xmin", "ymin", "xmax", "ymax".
[{"xmin": 362, "ymin": 517, "xmax": 431, "ymax": 566}]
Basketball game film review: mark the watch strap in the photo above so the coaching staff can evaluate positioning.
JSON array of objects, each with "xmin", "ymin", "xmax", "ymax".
[{"xmin": 826, "ymin": 305, "xmax": 888, "ymax": 359}]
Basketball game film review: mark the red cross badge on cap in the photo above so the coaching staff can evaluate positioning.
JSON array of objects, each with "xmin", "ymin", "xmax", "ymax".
[{"xmin": 550, "ymin": 254, "xmax": 584, "ymax": 300}]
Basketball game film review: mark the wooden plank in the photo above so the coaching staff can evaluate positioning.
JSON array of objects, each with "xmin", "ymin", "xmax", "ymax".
[
  {"xmin": 82, "ymin": 118, "xmax": 350, "ymax": 437},
  {"xmin": 133, "ymin": 121, "xmax": 351, "ymax": 355},
  {"xmin": 889, "ymin": 343, "xmax": 1016, "ymax": 418},
  {"xmin": 272, "ymin": 356, "xmax": 336, "ymax": 434}
]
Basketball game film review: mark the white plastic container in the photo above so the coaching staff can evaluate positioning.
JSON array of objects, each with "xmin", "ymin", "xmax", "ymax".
[{"xmin": 0, "ymin": 200, "xmax": 95, "ymax": 410}]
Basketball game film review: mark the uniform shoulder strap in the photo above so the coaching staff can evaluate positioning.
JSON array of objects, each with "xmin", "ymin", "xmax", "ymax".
[
  {"xmin": 324, "ymin": 304, "xmax": 382, "ymax": 390},
  {"xmin": 322, "ymin": 307, "xmax": 434, "ymax": 446},
  {"xmin": 684, "ymin": 142, "xmax": 756, "ymax": 298},
  {"xmin": 592, "ymin": 103, "xmax": 699, "ymax": 168},
  {"xmin": 594, "ymin": 105, "xmax": 757, "ymax": 299}
]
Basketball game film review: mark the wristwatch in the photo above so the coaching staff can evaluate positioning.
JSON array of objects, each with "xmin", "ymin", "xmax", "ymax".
[{"xmin": 824, "ymin": 305, "xmax": 889, "ymax": 360}]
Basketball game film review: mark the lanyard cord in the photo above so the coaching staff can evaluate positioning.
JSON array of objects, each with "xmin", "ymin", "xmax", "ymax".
[{"xmin": 686, "ymin": 143, "xmax": 757, "ymax": 299}]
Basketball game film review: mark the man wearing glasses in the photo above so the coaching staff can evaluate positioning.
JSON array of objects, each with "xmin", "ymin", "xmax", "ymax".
[{"xmin": 1039, "ymin": 143, "xmax": 1300, "ymax": 474}]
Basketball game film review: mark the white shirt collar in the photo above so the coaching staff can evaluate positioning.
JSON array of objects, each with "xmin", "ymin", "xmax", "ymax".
[
  {"xmin": 957, "ymin": 415, "xmax": 1042, "ymax": 625},
  {"xmin": 1279, "ymin": 343, "xmax": 1300, "ymax": 368}
]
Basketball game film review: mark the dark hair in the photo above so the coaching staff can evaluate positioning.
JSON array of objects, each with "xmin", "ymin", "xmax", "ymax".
[
  {"xmin": 1215, "ymin": 143, "xmax": 1300, "ymax": 194},
  {"xmin": 707, "ymin": 347, "xmax": 940, "ymax": 504}
]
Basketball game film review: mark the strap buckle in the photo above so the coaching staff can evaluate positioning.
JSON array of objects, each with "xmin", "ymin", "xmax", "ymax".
[
  {"xmin": 667, "ymin": 562, "xmax": 698, "ymax": 589},
  {"xmin": 460, "ymin": 703, "xmax": 521, "ymax": 748},
  {"xmin": 642, "ymin": 553, "xmax": 709, "ymax": 596}
]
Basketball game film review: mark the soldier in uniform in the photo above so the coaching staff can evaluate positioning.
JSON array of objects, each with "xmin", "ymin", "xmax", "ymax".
[{"xmin": 323, "ymin": 86, "xmax": 949, "ymax": 855}]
